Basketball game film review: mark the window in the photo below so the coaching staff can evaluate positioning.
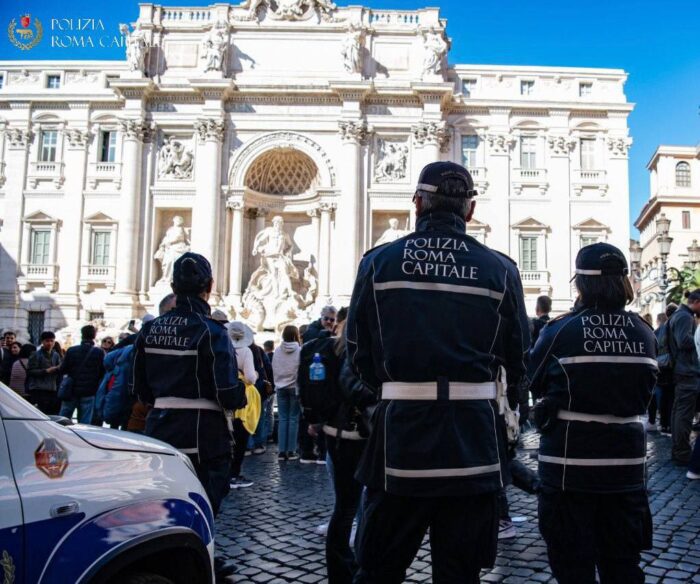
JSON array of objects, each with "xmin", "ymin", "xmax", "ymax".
[
  {"xmin": 580, "ymin": 138, "xmax": 596, "ymax": 170},
  {"xmin": 579, "ymin": 82, "xmax": 592, "ymax": 97},
  {"xmin": 520, "ymin": 136, "xmax": 537, "ymax": 169},
  {"xmin": 461, "ymin": 135, "xmax": 479, "ymax": 169},
  {"xmin": 683, "ymin": 211, "xmax": 691, "ymax": 230},
  {"xmin": 462, "ymin": 79, "xmax": 476, "ymax": 97},
  {"xmin": 46, "ymin": 75, "xmax": 60, "ymax": 89},
  {"xmin": 88, "ymin": 311, "xmax": 104, "ymax": 321},
  {"xmin": 91, "ymin": 231, "xmax": 111, "ymax": 265},
  {"xmin": 520, "ymin": 80, "xmax": 534, "ymax": 96},
  {"xmin": 40, "ymin": 130, "xmax": 58, "ymax": 162},
  {"xmin": 0, "ymin": 75, "xmax": 4, "ymax": 90},
  {"xmin": 27, "ymin": 311, "xmax": 45, "ymax": 345},
  {"xmin": 580, "ymin": 235, "xmax": 598, "ymax": 248},
  {"xmin": 676, "ymin": 162, "xmax": 691, "ymax": 187},
  {"xmin": 30, "ymin": 229, "xmax": 51, "ymax": 265},
  {"xmin": 100, "ymin": 131, "xmax": 117, "ymax": 163},
  {"xmin": 520, "ymin": 236, "xmax": 538, "ymax": 271}
]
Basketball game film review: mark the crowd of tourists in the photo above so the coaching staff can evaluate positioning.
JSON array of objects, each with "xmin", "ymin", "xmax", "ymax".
[{"xmin": 1, "ymin": 160, "xmax": 699, "ymax": 584}]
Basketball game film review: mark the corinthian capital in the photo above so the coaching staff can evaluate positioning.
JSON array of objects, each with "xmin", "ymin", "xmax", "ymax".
[
  {"xmin": 486, "ymin": 133, "xmax": 515, "ymax": 155},
  {"xmin": 412, "ymin": 121, "xmax": 450, "ymax": 151},
  {"xmin": 66, "ymin": 128, "xmax": 91, "ymax": 149},
  {"xmin": 7, "ymin": 127, "xmax": 33, "ymax": 149},
  {"xmin": 118, "ymin": 118, "xmax": 151, "ymax": 142},
  {"xmin": 338, "ymin": 120, "xmax": 368, "ymax": 144},
  {"xmin": 195, "ymin": 118, "xmax": 225, "ymax": 143},
  {"xmin": 606, "ymin": 136, "xmax": 632, "ymax": 158}
]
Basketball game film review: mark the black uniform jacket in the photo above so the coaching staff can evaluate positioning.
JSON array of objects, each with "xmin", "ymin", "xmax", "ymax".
[
  {"xmin": 133, "ymin": 295, "xmax": 247, "ymax": 462},
  {"xmin": 528, "ymin": 307, "xmax": 657, "ymax": 493},
  {"xmin": 347, "ymin": 211, "xmax": 530, "ymax": 497}
]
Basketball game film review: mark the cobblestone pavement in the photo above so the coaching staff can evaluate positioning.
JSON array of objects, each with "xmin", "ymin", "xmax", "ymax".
[{"xmin": 217, "ymin": 430, "xmax": 700, "ymax": 583}]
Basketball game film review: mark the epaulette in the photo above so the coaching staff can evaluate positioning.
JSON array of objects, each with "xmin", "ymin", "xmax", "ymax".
[
  {"xmin": 548, "ymin": 311, "xmax": 574, "ymax": 324},
  {"xmin": 362, "ymin": 241, "xmax": 391, "ymax": 257},
  {"xmin": 493, "ymin": 249, "xmax": 518, "ymax": 266}
]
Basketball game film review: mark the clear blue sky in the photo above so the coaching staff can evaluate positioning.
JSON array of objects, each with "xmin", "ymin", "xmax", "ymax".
[{"xmin": 1, "ymin": 0, "xmax": 698, "ymax": 235}]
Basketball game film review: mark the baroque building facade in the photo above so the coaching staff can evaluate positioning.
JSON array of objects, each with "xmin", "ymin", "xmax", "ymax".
[{"xmin": 0, "ymin": 1, "xmax": 633, "ymax": 336}]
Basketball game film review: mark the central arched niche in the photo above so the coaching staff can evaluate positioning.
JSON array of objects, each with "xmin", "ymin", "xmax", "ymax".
[{"xmin": 244, "ymin": 147, "xmax": 319, "ymax": 195}]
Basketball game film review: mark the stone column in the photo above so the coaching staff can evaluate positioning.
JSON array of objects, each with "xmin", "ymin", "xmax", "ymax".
[
  {"xmin": 115, "ymin": 118, "xmax": 149, "ymax": 295},
  {"xmin": 192, "ymin": 117, "xmax": 225, "ymax": 287},
  {"xmin": 226, "ymin": 198, "xmax": 245, "ymax": 305},
  {"xmin": 318, "ymin": 202, "xmax": 335, "ymax": 299},
  {"xmin": 335, "ymin": 120, "xmax": 367, "ymax": 301},
  {"xmin": 307, "ymin": 208, "xmax": 321, "ymax": 269}
]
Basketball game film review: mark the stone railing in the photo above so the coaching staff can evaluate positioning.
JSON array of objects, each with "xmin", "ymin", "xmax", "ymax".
[
  {"xmin": 19, "ymin": 263, "xmax": 58, "ymax": 292},
  {"xmin": 521, "ymin": 270, "xmax": 549, "ymax": 287},
  {"xmin": 87, "ymin": 161, "xmax": 122, "ymax": 189},
  {"xmin": 573, "ymin": 169, "xmax": 606, "ymax": 183},
  {"xmin": 161, "ymin": 8, "xmax": 212, "ymax": 23},
  {"xmin": 27, "ymin": 161, "xmax": 65, "ymax": 189},
  {"xmin": 368, "ymin": 11, "xmax": 421, "ymax": 25},
  {"xmin": 512, "ymin": 168, "xmax": 548, "ymax": 195},
  {"xmin": 79, "ymin": 264, "xmax": 116, "ymax": 291}
]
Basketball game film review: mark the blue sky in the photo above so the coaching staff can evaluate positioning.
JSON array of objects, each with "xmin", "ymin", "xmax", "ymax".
[{"xmin": 1, "ymin": 0, "xmax": 698, "ymax": 235}]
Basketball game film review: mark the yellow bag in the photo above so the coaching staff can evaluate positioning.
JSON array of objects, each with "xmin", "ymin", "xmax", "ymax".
[{"xmin": 234, "ymin": 374, "xmax": 262, "ymax": 435}]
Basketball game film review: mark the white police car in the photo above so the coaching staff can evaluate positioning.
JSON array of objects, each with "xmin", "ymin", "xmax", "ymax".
[{"xmin": 0, "ymin": 382, "xmax": 215, "ymax": 584}]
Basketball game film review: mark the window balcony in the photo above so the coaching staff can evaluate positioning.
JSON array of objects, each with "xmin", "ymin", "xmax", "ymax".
[
  {"xmin": 572, "ymin": 169, "xmax": 608, "ymax": 196},
  {"xmin": 512, "ymin": 168, "xmax": 548, "ymax": 195},
  {"xmin": 18, "ymin": 263, "xmax": 58, "ymax": 292},
  {"xmin": 86, "ymin": 161, "xmax": 122, "ymax": 190},
  {"xmin": 79, "ymin": 264, "xmax": 116, "ymax": 292},
  {"xmin": 467, "ymin": 167, "xmax": 489, "ymax": 193},
  {"xmin": 521, "ymin": 270, "xmax": 550, "ymax": 289},
  {"xmin": 27, "ymin": 161, "xmax": 65, "ymax": 189}
]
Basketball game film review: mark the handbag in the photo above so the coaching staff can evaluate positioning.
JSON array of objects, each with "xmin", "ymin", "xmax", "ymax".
[{"xmin": 57, "ymin": 347, "xmax": 96, "ymax": 401}]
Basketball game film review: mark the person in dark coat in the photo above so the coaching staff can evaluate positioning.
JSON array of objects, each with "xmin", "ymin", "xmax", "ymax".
[
  {"xmin": 302, "ymin": 305, "xmax": 338, "ymax": 344},
  {"xmin": 529, "ymin": 243, "xmax": 657, "ymax": 584},
  {"xmin": 531, "ymin": 295, "xmax": 551, "ymax": 347},
  {"xmin": 27, "ymin": 331, "xmax": 62, "ymax": 415},
  {"xmin": 58, "ymin": 326, "xmax": 104, "ymax": 423},
  {"xmin": 0, "ymin": 341, "xmax": 21, "ymax": 386}
]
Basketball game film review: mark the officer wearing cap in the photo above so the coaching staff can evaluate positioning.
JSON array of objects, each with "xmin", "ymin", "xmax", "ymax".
[
  {"xmin": 528, "ymin": 243, "xmax": 656, "ymax": 583},
  {"xmin": 133, "ymin": 252, "xmax": 246, "ymax": 580},
  {"xmin": 346, "ymin": 161, "xmax": 530, "ymax": 583}
]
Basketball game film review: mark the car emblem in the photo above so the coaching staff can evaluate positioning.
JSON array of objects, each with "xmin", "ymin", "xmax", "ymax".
[{"xmin": 35, "ymin": 438, "xmax": 69, "ymax": 479}]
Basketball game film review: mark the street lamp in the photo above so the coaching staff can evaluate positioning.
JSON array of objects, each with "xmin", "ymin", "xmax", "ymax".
[
  {"xmin": 687, "ymin": 240, "xmax": 700, "ymax": 267},
  {"xmin": 629, "ymin": 214, "xmax": 673, "ymax": 312}
]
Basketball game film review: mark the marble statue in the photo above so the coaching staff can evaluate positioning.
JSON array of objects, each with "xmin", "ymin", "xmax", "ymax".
[
  {"xmin": 158, "ymin": 137, "xmax": 194, "ymax": 179},
  {"xmin": 375, "ymin": 140, "xmax": 408, "ymax": 182},
  {"xmin": 341, "ymin": 25, "xmax": 363, "ymax": 74},
  {"xmin": 422, "ymin": 29, "xmax": 447, "ymax": 76},
  {"xmin": 375, "ymin": 218, "xmax": 409, "ymax": 246},
  {"xmin": 119, "ymin": 24, "xmax": 148, "ymax": 74},
  {"xmin": 154, "ymin": 216, "xmax": 191, "ymax": 285},
  {"xmin": 202, "ymin": 21, "xmax": 229, "ymax": 72},
  {"xmin": 251, "ymin": 216, "xmax": 298, "ymax": 299},
  {"xmin": 240, "ymin": 0, "xmax": 337, "ymax": 21}
]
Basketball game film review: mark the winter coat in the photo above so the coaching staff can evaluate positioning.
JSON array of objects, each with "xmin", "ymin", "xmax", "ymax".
[
  {"xmin": 58, "ymin": 341, "xmax": 105, "ymax": 398},
  {"xmin": 26, "ymin": 348, "xmax": 62, "ymax": 393},
  {"xmin": 272, "ymin": 341, "xmax": 301, "ymax": 389}
]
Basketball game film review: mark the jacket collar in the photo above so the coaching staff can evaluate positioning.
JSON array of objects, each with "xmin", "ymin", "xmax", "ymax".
[
  {"xmin": 176, "ymin": 294, "xmax": 212, "ymax": 316},
  {"xmin": 415, "ymin": 211, "xmax": 467, "ymax": 235},
  {"xmin": 80, "ymin": 340, "xmax": 95, "ymax": 347}
]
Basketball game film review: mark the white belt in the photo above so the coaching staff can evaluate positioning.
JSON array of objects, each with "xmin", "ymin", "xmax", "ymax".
[
  {"xmin": 154, "ymin": 397, "xmax": 222, "ymax": 412},
  {"xmin": 381, "ymin": 381, "xmax": 497, "ymax": 401},
  {"xmin": 322, "ymin": 425, "xmax": 364, "ymax": 440},
  {"xmin": 557, "ymin": 410, "xmax": 643, "ymax": 425}
]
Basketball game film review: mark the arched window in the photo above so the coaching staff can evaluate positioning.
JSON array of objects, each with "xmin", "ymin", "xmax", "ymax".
[{"xmin": 676, "ymin": 161, "xmax": 691, "ymax": 187}]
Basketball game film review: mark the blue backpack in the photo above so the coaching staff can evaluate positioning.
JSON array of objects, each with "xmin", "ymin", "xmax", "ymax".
[{"xmin": 95, "ymin": 345, "xmax": 135, "ymax": 425}]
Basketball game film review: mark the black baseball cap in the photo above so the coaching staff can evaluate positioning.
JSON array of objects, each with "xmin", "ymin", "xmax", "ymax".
[
  {"xmin": 575, "ymin": 243, "xmax": 628, "ymax": 277},
  {"xmin": 416, "ymin": 161, "xmax": 478, "ymax": 198},
  {"xmin": 173, "ymin": 252, "xmax": 213, "ymax": 294}
]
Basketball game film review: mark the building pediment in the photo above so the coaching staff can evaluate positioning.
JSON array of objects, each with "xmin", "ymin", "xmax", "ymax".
[
  {"xmin": 23, "ymin": 210, "xmax": 58, "ymax": 223},
  {"xmin": 84, "ymin": 212, "xmax": 117, "ymax": 223},
  {"xmin": 512, "ymin": 217, "xmax": 548, "ymax": 230},
  {"xmin": 573, "ymin": 217, "xmax": 610, "ymax": 232}
]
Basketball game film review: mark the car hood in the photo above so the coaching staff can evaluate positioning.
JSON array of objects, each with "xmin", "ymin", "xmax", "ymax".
[{"xmin": 69, "ymin": 424, "xmax": 178, "ymax": 455}]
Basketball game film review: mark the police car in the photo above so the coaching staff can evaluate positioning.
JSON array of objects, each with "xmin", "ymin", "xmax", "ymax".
[{"xmin": 0, "ymin": 382, "xmax": 215, "ymax": 584}]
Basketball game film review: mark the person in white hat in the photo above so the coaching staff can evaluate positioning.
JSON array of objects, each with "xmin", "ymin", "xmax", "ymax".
[{"xmin": 227, "ymin": 321, "xmax": 258, "ymax": 489}]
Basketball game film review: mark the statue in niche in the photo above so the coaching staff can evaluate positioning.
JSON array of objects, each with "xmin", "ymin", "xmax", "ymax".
[
  {"xmin": 341, "ymin": 24, "xmax": 363, "ymax": 74},
  {"xmin": 154, "ymin": 216, "xmax": 191, "ymax": 285},
  {"xmin": 375, "ymin": 140, "xmax": 408, "ymax": 182},
  {"xmin": 422, "ymin": 29, "xmax": 447, "ymax": 76},
  {"xmin": 119, "ymin": 23, "xmax": 148, "ymax": 74},
  {"xmin": 241, "ymin": 215, "xmax": 318, "ymax": 330},
  {"xmin": 375, "ymin": 218, "xmax": 409, "ymax": 246},
  {"xmin": 202, "ymin": 21, "xmax": 229, "ymax": 72},
  {"xmin": 158, "ymin": 136, "xmax": 194, "ymax": 179}
]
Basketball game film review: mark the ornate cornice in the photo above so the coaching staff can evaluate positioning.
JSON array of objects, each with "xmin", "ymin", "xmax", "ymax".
[
  {"xmin": 6, "ymin": 128, "xmax": 33, "ymax": 149},
  {"xmin": 195, "ymin": 118, "xmax": 225, "ymax": 143},
  {"xmin": 66, "ymin": 128, "xmax": 91, "ymax": 149},
  {"xmin": 338, "ymin": 120, "xmax": 369, "ymax": 144},
  {"xmin": 226, "ymin": 197, "xmax": 244, "ymax": 211},
  {"xmin": 486, "ymin": 133, "xmax": 515, "ymax": 155},
  {"xmin": 118, "ymin": 118, "xmax": 152, "ymax": 142},
  {"xmin": 607, "ymin": 136, "xmax": 632, "ymax": 158},
  {"xmin": 547, "ymin": 135, "xmax": 575, "ymax": 157}
]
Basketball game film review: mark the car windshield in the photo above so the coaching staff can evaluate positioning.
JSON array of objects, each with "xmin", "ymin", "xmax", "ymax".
[{"xmin": 0, "ymin": 382, "xmax": 49, "ymax": 420}]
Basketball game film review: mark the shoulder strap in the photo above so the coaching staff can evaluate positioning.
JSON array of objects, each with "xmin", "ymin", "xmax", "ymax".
[{"xmin": 73, "ymin": 346, "xmax": 96, "ymax": 377}]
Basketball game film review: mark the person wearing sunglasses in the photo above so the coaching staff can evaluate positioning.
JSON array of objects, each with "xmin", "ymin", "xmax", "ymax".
[{"xmin": 302, "ymin": 305, "xmax": 338, "ymax": 344}]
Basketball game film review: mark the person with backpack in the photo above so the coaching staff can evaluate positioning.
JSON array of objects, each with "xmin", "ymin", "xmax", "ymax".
[
  {"xmin": 653, "ymin": 305, "xmax": 677, "ymax": 434},
  {"xmin": 95, "ymin": 341, "xmax": 136, "ymax": 430},
  {"xmin": 58, "ymin": 325, "xmax": 105, "ymax": 424},
  {"xmin": 26, "ymin": 331, "xmax": 62, "ymax": 415},
  {"xmin": 667, "ymin": 290, "xmax": 700, "ymax": 464},
  {"xmin": 273, "ymin": 325, "xmax": 302, "ymax": 461},
  {"xmin": 248, "ymin": 341, "xmax": 274, "ymax": 455}
]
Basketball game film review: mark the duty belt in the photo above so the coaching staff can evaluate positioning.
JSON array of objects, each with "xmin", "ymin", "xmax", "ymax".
[
  {"xmin": 154, "ymin": 397, "xmax": 222, "ymax": 412},
  {"xmin": 557, "ymin": 410, "xmax": 643, "ymax": 424},
  {"xmin": 381, "ymin": 381, "xmax": 497, "ymax": 401}
]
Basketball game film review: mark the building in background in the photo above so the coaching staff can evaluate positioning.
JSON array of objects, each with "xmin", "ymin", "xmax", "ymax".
[
  {"xmin": 0, "ymin": 1, "xmax": 633, "ymax": 335},
  {"xmin": 633, "ymin": 144, "xmax": 700, "ymax": 316}
]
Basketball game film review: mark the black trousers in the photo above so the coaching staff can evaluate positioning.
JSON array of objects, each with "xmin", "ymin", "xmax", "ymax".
[
  {"xmin": 231, "ymin": 418, "xmax": 249, "ymax": 479},
  {"xmin": 31, "ymin": 390, "xmax": 61, "ymax": 416},
  {"xmin": 353, "ymin": 488, "xmax": 498, "ymax": 584},
  {"xmin": 659, "ymin": 383, "xmax": 675, "ymax": 429},
  {"xmin": 538, "ymin": 489, "xmax": 652, "ymax": 584},
  {"xmin": 326, "ymin": 436, "xmax": 366, "ymax": 584},
  {"xmin": 189, "ymin": 453, "xmax": 231, "ymax": 517}
]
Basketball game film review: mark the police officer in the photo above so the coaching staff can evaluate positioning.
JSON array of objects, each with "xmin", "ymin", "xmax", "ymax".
[
  {"xmin": 133, "ymin": 252, "xmax": 246, "ymax": 580},
  {"xmin": 528, "ymin": 243, "xmax": 656, "ymax": 583},
  {"xmin": 346, "ymin": 161, "xmax": 530, "ymax": 584}
]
